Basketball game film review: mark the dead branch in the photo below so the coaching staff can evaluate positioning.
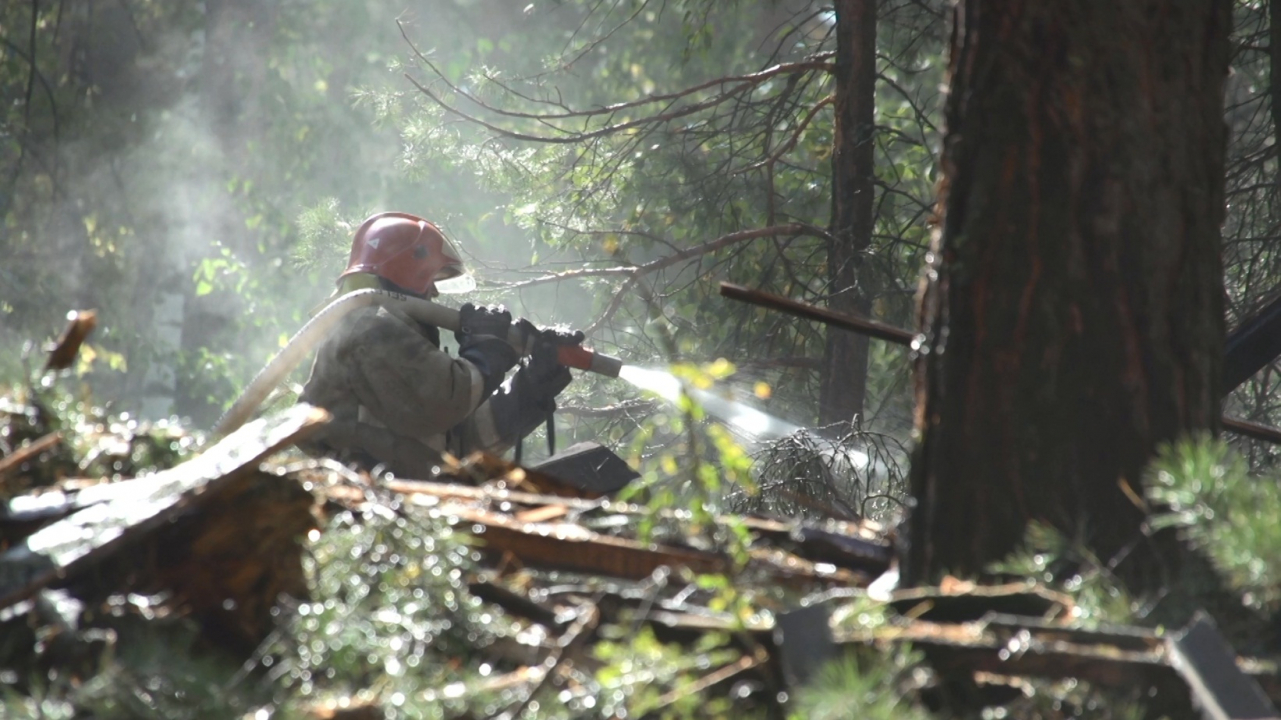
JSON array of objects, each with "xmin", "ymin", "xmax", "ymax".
[
  {"xmin": 500, "ymin": 224, "xmax": 814, "ymax": 290},
  {"xmin": 736, "ymin": 95, "xmax": 836, "ymax": 175},
  {"xmin": 652, "ymin": 651, "xmax": 767, "ymax": 711},
  {"xmin": 0, "ymin": 431, "xmax": 62, "ymax": 480},
  {"xmin": 494, "ymin": 602, "xmax": 601, "ymax": 720},
  {"xmin": 43, "ymin": 310, "xmax": 97, "ymax": 372},
  {"xmin": 401, "ymin": 18, "xmax": 832, "ymax": 129},
  {"xmin": 557, "ymin": 399, "xmax": 658, "ymax": 419}
]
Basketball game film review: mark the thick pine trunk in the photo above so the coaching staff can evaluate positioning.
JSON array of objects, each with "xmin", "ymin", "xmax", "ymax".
[
  {"xmin": 907, "ymin": 1, "xmax": 1230, "ymax": 583},
  {"xmin": 819, "ymin": 0, "xmax": 877, "ymax": 428},
  {"xmin": 1272, "ymin": 0, "xmax": 1281, "ymax": 152}
]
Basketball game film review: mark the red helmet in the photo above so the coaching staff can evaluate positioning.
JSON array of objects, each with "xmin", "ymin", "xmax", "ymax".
[{"xmin": 340, "ymin": 212, "xmax": 468, "ymax": 296}]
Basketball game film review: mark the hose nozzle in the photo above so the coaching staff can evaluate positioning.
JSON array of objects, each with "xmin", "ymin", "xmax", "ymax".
[{"xmin": 556, "ymin": 345, "xmax": 623, "ymax": 377}]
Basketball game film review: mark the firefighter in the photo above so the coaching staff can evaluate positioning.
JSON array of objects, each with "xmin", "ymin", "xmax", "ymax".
[{"xmin": 298, "ymin": 211, "xmax": 576, "ymax": 478}]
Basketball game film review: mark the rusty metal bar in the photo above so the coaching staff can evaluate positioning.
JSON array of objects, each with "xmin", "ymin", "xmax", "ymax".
[
  {"xmin": 720, "ymin": 282, "xmax": 1281, "ymax": 446},
  {"xmin": 1221, "ymin": 417, "xmax": 1281, "ymax": 445},
  {"xmin": 719, "ymin": 282, "xmax": 913, "ymax": 346}
]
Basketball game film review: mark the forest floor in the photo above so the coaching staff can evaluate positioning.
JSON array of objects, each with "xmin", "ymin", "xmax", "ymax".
[{"xmin": 0, "ymin": 383, "xmax": 1276, "ymax": 718}]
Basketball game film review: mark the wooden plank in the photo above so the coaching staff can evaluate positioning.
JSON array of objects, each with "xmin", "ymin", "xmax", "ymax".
[
  {"xmin": 774, "ymin": 602, "xmax": 835, "ymax": 687},
  {"xmin": 888, "ymin": 581, "xmax": 1073, "ymax": 623},
  {"xmin": 0, "ymin": 404, "xmax": 330, "ymax": 610},
  {"xmin": 451, "ymin": 503, "xmax": 864, "ymax": 587},
  {"xmin": 380, "ymin": 479, "xmax": 891, "ymax": 576},
  {"xmin": 452, "ymin": 505, "xmax": 729, "ymax": 580},
  {"xmin": 1224, "ymin": 292, "xmax": 1281, "ymax": 394},
  {"xmin": 832, "ymin": 613, "xmax": 1281, "ymax": 717}
]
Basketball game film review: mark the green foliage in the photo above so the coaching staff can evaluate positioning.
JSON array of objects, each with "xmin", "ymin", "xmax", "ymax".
[
  {"xmin": 988, "ymin": 521, "xmax": 1136, "ymax": 626},
  {"xmin": 592, "ymin": 627, "xmax": 738, "ymax": 718},
  {"xmin": 990, "ymin": 678, "xmax": 1155, "ymax": 720},
  {"xmin": 830, "ymin": 595, "xmax": 892, "ymax": 634},
  {"xmin": 386, "ymin": 0, "xmax": 946, "ymax": 449},
  {"xmin": 12, "ymin": 614, "xmax": 263, "ymax": 720},
  {"xmin": 1, "ymin": 381, "xmax": 201, "ymax": 493},
  {"xmin": 788, "ymin": 648, "xmax": 929, "ymax": 720},
  {"xmin": 618, "ymin": 360, "xmax": 759, "ymax": 563},
  {"xmin": 265, "ymin": 505, "xmax": 503, "ymax": 716},
  {"xmin": 0, "ymin": 0, "xmax": 513, "ymax": 426},
  {"xmin": 293, "ymin": 199, "xmax": 360, "ymax": 273},
  {"xmin": 1146, "ymin": 435, "xmax": 1281, "ymax": 610}
]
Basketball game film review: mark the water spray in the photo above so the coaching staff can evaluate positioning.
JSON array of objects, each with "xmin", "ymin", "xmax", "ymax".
[
  {"xmin": 616, "ymin": 365, "xmax": 802, "ymax": 442},
  {"xmin": 616, "ymin": 364, "xmax": 882, "ymax": 480},
  {"xmin": 215, "ymin": 286, "xmax": 813, "ymax": 456}
]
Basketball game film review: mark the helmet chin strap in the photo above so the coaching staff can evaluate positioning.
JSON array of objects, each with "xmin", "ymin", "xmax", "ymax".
[
  {"xmin": 339, "ymin": 273, "xmax": 381, "ymax": 294},
  {"xmin": 346, "ymin": 273, "xmax": 435, "ymax": 301}
]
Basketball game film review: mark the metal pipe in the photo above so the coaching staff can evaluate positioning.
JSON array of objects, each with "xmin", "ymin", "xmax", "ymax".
[
  {"xmin": 719, "ymin": 281, "xmax": 1281, "ymax": 446},
  {"xmin": 719, "ymin": 282, "xmax": 912, "ymax": 346}
]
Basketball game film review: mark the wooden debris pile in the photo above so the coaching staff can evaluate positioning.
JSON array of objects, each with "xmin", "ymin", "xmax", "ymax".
[
  {"xmin": 1, "ymin": 397, "xmax": 1279, "ymax": 718},
  {"xmin": 0, "ymin": 403, "xmax": 327, "ymax": 674}
]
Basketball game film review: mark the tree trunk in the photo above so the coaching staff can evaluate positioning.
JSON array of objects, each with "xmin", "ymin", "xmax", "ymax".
[
  {"xmin": 819, "ymin": 0, "xmax": 877, "ymax": 428},
  {"xmin": 907, "ymin": 1, "xmax": 1230, "ymax": 583},
  {"xmin": 1272, "ymin": 0, "xmax": 1281, "ymax": 156}
]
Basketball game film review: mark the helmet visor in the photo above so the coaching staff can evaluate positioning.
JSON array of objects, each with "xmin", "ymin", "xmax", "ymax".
[{"xmin": 433, "ymin": 273, "xmax": 476, "ymax": 294}]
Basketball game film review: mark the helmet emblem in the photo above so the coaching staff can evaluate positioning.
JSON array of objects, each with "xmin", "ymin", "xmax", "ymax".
[{"xmin": 367, "ymin": 237, "xmax": 381, "ymax": 249}]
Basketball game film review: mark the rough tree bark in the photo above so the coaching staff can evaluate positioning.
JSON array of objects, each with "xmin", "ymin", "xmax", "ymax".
[
  {"xmin": 907, "ymin": 1, "xmax": 1231, "ymax": 583},
  {"xmin": 819, "ymin": 0, "xmax": 877, "ymax": 428},
  {"xmin": 1272, "ymin": 0, "xmax": 1281, "ymax": 155}
]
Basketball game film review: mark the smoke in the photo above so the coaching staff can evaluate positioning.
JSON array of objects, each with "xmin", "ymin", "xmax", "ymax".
[
  {"xmin": 4, "ymin": 2, "xmax": 469, "ymax": 422},
  {"xmin": 6, "ymin": 0, "xmax": 846, "ymax": 456},
  {"xmin": 44, "ymin": 9, "xmax": 283, "ymax": 422}
]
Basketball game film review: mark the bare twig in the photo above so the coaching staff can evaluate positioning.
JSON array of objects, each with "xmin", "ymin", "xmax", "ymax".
[
  {"xmin": 498, "ymin": 224, "xmax": 815, "ymax": 290},
  {"xmin": 557, "ymin": 399, "xmax": 658, "ymax": 419},
  {"xmin": 736, "ymin": 95, "xmax": 836, "ymax": 175},
  {"xmin": 652, "ymin": 651, "xmax": 767, "ymax": 711},
  {"xmin": 493, "ymin": 601, "xmax": 601, "ymax": 720},
  {"xmin": 0, "ymin": 432, "xmax": 62, "ymax": 480},
  {"xmin": 24, "ymin": 0, "xmax": 38, "ymax": 122},
  {"xmin": 400, "ymin": 20, "xmax": 833, "ymax": 144}
]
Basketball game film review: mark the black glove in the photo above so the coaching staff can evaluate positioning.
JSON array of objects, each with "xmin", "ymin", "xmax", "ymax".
[
  {"xmin": 485, "ymin": 328, "xmax": 577, "ymax": 455},
  {"xmin": 519, "ymin": 327, "xmax": 578, "ymax": 401},
  {"xmin": 455, "ymin": 303, "xmax": 519, "ymax": 398},
  {"xmin": 456, "ymin": 303, "xmax": 513, "ymax": 342}
]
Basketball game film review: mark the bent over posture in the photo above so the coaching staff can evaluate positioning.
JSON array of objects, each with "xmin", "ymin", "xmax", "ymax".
[{"xmin": 299, "ymin": 211, "xmax": 574, "ymax": 478}]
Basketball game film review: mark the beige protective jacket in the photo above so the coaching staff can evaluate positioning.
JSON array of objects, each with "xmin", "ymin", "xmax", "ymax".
[{"xmin": 298, "ymin": 305, "xmax": 507, "ymax": 478}]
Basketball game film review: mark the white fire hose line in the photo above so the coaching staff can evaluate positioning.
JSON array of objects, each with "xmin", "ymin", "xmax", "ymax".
[{"xmin": 212, "ymin": 288, "xmax": 621, "ymax": 438}]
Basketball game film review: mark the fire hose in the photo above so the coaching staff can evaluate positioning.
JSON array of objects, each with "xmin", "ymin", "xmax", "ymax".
[{"xmin": 212, "ymin": 288, "xmax": 622, "ymax": 437}]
